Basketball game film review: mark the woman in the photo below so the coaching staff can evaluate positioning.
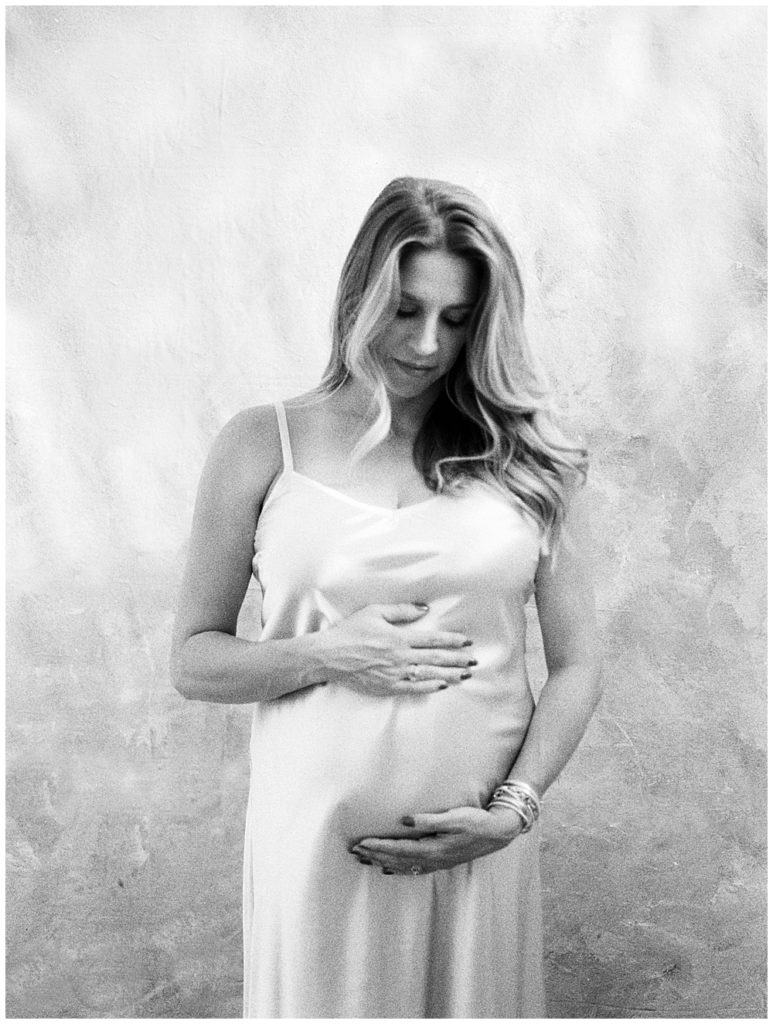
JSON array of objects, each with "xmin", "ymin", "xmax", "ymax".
[{"xmin": 171, "ymin": 177, "xmax": 602, "ymax": 1018}]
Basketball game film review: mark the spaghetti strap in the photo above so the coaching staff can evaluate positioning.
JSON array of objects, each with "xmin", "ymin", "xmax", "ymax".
[{"xmin": 273, "ymin": 401, "xmax": 294, "ymax": 472}]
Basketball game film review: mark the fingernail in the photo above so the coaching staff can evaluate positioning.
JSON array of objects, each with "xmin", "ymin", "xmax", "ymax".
[
  {"xmin": 401, "ymin": 815, "xmax": 415, "ymax": 827},
  {"xmin": 356, "ymin": 857, "xmax": 373, "ymax": 865},
  {"xmin": 462, "ymin": 639, "xmax": 473, "ymax": 647},
  {"xmin": 467, "ymin": 659, "xmax": 478, "ymax": 667},
  {"xmin": 414, "ymin": 602, "xmax": 429, "ymax": 611},
  {"xmin": 460, "ymin": 672, "xmax": 472, "ymax": 680},
  {"xmin": 438, "ymin": 683, "xmax": 448, "ymax": 690},
  {"xmin": 382, "ymin": 868, "xmax": 394, "ymax": 875}
]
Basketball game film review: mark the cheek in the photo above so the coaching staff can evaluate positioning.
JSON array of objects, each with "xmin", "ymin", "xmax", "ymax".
[
  {"xmin": 379, "ymin": 325, "xmax": 409, "ymax": 353},
  {"xmin": 441, "ymin": 332, "xmax": 468, "ymax": 364}
]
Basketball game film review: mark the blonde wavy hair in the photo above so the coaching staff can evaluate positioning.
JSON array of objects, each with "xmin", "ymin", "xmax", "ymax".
[{"xmin": 318, "ymin": 176, "xmax": 588, "ymax": 553}]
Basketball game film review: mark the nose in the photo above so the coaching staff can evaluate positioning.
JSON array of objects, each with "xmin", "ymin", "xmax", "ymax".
[{"xmin": 411, "ymin": 315, "xmax": 440, "ymax": 357}]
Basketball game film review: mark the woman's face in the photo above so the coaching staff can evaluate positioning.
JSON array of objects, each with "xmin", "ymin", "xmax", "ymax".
[{"xmin": 377, "ymin": 247, "xmax": 479, "ymax": 400}]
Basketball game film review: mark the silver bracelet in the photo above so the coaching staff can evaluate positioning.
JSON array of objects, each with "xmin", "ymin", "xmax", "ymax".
[
  {"xmin": 486, "ymin": 780, "xmax": 542, "ymax": 832},
  {"xmin": 488, "ymin": 792, "xmax": 534, "ymax": 830},
  {"xmin": 501, "ymin": 779, "xmax": 541, "ymax": 815}
]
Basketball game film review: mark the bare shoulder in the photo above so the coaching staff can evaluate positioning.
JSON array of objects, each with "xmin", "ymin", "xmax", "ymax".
[
  {"xmin": 201, "ymin": 403, "xmax": 284, "ymax": 512},
  {"xmin": 217, "ymin": 403, "xmax": 280, "ymax": 447},
  {"xmin": 275, "ymin": 389, "xmax": 335, "ymax": 455},
  {"xmin": 282, "ymin": 389, "xmax": 331, "ymax": 420}
]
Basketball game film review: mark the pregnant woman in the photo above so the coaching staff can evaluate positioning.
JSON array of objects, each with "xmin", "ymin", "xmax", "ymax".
[{"xmin": 171, "ymin": 176, "xmax": 603, "ymax": 1018}]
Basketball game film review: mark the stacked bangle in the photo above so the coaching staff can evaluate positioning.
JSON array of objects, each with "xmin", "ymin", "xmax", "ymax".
[{"xmin": 486, "ymin": 779, "xmax": 542, "ymax": 833}]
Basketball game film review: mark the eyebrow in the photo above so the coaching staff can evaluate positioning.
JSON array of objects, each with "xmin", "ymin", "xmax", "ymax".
[{"xmin": 400, "ymin": 290, "xmax": 476, "ymax": 310}]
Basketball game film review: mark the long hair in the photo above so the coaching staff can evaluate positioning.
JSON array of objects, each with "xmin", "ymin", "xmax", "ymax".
[{"xmin": 318, "ymin": 176, "xmax": 588, "ymax": 553}]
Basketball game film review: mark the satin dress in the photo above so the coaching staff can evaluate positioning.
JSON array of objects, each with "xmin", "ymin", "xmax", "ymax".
[{"xmin": 242, "ymin": 402, "xmax": 546, "ymax": 1018}]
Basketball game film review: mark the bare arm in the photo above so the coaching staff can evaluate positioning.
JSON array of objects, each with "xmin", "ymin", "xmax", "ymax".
[
  {"xmin": 170, "ymin": 405, "xmax": 323, "ymax": 703},
  {"xmin": 504, "ymin": 486, "xmax": 604, "ymax": 794},
  {"xmin": 170, "ymin": 406, "xmax": 474, "ymax": 704}
]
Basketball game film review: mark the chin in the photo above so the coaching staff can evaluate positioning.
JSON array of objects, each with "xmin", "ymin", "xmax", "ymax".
[
  {"xmin": 384, "ymin": 375, "xmax": 442, "ymax": 400},
  {"xmin": 380, "ymin": 359, "xmax": 446, "ymax": 399}
]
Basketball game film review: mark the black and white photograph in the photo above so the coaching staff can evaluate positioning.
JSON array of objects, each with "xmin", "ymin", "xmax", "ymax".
[{"xmin": 6, "ymin": 5, "xmax": 766, "ymax": 1018}]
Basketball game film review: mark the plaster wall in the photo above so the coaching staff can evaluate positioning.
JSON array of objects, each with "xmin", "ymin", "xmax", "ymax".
[{"xmin": 7, "ymin": 6, "xmax": 766, "ymax": 1017}]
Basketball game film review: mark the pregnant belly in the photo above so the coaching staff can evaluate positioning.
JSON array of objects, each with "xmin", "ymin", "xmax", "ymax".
[{"xmin": 250, "ymin": 683, "xmax": 530, "ymax": 841}]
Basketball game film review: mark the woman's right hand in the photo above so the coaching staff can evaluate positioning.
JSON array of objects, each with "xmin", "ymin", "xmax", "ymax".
[{"xmin": 311, "ymin": 603, "xmax": 475, "ymax": 696}]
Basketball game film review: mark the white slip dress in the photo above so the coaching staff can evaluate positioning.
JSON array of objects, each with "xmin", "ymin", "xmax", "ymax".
[{"xmin": 242, "ymin": 401, "xmax": 546, "ymax": 1018}]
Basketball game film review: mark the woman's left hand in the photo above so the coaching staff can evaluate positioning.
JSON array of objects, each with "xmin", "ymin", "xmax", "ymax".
[{"xmin": 349, "ymin": 805, "xmax": 524, "ymax": 875}]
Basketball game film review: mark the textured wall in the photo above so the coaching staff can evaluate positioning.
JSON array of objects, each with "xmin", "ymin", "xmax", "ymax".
[{"xmin": 7, "ymin": 6, "xmax": 765, "ymax": 1018}]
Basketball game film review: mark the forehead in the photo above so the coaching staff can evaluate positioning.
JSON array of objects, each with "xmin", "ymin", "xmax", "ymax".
[{"xmin": 399, "ymin": 247, "xmax": 479, "ymax": 304}]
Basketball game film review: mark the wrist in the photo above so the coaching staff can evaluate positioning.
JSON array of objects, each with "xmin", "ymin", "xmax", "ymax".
[
  {"xmin": 486, "ymin": 779, "xmax": 541, "ymax": 833},
  {"xmin": 487, "ymin": 804, "xmax": 525, "ymax": 842},
  {"xmin": 502, "ymin": 777, "xmax": 543, "ymax": 802},
  {"xmin": 295, "ymin": 631, "xmax": 330, "ymax": 686}
]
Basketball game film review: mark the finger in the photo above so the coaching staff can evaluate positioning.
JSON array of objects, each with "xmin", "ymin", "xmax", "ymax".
[
  {"xmin": 403, "ymin": 649, "xmax": 478, "ymax": 670},
  {"xmin": 399, "ymin": 809, "xmax": 469, "ymax": 833},
  {"xmin": 397, "ymin": 662, "xmax": 471, "ymax": 684},
  {"xmin": 378, "ymin": 602, "xmax": 429, "ymax": 624},
  {"xmin": 385, "ymin": 863, "xmax": 434, "ymax": 876},
  {"xmin": 350, "ymin": 848, "xmax": 374, "ymax": 865},
  {"xmin": 355, "ymin": 844, "xmax": 440, "ymax": 875},
  {"xmin": 374, "ymin": 855, "xmax": 439, "ymax": 876},
  {"xmin": 406, "ymin": 631, "xmax": 473, "ymax": 650},
  {"xmin": 391, "ymin": 678, "xmax": 453, "ymax": 695},
  {"xmin": 355, "ymin": 838, "xmax": 428, "ymax": 857}
]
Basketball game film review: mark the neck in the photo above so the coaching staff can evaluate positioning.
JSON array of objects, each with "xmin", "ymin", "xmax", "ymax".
[{"xmin": 337, "ymin": 377, "xmax": 440, "ymax": 440}]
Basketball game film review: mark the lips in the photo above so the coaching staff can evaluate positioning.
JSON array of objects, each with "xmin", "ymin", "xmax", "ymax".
[{"xmin": 393, "ymin": 359, "xmax": 436, "ymax": 373}]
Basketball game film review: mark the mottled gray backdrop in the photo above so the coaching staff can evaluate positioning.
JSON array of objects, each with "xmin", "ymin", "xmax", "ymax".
[{"xmin": 7, "ymin": 5, "xmax": 766, "ymax": 1018}]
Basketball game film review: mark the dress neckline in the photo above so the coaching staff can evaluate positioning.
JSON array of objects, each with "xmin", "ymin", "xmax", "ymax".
[
  {"xmin": 288, "ymin": 469, "xmax": 443, "ymax": 515},
  {"xmin": 270, "ymin": 400, "xmax": 442, "ymax": 516}
]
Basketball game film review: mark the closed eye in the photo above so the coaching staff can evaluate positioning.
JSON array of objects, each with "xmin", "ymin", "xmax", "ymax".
[{"xmin": 396, "ymin": 308, "xmax": 470, "ymax": 326}]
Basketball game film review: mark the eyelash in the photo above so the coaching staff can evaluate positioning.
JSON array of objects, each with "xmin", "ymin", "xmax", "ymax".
[{"xmin": 396, "ymin": 308, "xmax": 469, "ymax": 328}]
